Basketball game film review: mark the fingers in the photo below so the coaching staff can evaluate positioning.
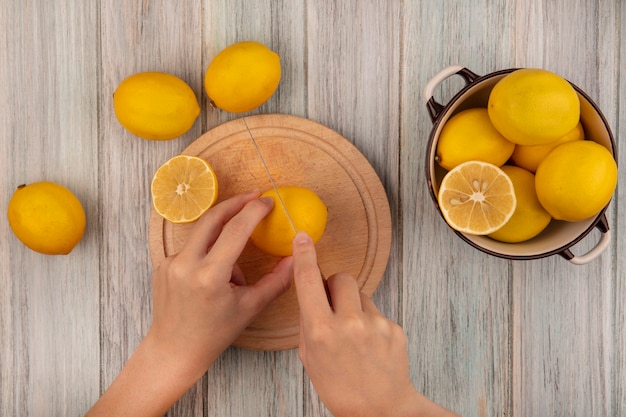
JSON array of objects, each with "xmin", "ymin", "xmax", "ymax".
[
  {"xmin": 292, "ymin": 231, "xmax": 332, "ymax": 318},
  {"xmin": 326, "ymin": 273, "xmax": 362, "ymax": 313},
  {"xmin": 230, "ymin": 264, "xmax": 246, "ymax": 286},
  {"xmin": 359, "ymin": 292, "xmax": 381, "ymax": 315},
  {"xmin": 240, "ymin": 256, "xmax": 293, "ymax": 316},
  {"xmin": 205, "ymin": 196, "xmax": 275, "ymax": 270},
  {"xmin": 182, "ymin": 191, "xmax": 260, "ymax": 258}
]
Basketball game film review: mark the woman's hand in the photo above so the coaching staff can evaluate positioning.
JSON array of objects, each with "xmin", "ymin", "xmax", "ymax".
[
  {"xmin": 86, "ymin": 191, "xmax": 293, "ymax": 417},
  {"xmin": 292, "ymin": 231, "xmax": 459, "ymax": 417},
  {"xmin": 147, "ymin": 190, "xmax": 293, "ymax": 379}
]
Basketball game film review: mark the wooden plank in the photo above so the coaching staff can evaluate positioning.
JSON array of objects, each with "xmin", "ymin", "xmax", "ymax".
[
  {"xmin": 306, "ymin": 0, "xmax": 402, "ymax": 326},
  {"xmin": 99, "ymin": 1, "xmax": 204, "ymax": 415},
  {"xmin": 597, "ymin": 1, "xmax": 623, "ymax": 416},
  {"xmin": 400, "ymin": 1, "xmax": 515, "ymax": 415},
  {"xmin": 305, "ymin": 2, "xmax": 401, "ymax": 416},
  {"xmin": 512, "ymin": 1, "xmax": 620, "ymax": 415},
  {"xmin": 615, "ymin": 3, "xmax": 626, "ymax": 415},
  {"xmin": 203, "ymin": 1, "xmax": 307, "ymax": 416},
  {"xmin": 0, "ymin": 1, "xmax": 100, "ymax": 416},
  {"xmin": 206, "ymin": 348, "xmax": 303, "ymax": 417}
]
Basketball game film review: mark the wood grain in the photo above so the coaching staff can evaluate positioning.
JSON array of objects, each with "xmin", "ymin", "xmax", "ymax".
[
  {"xmin": 0, "ymin": 2, "xmax": 101, "ymax": 416},
  {"xmin": 148, "ymin": 114, "xmax": 392, "ymax": 350},
  {"xmin": 616, "ymin": 4, "xmax": 626, "ymax": 416},
  {"xmin": 1, "ymin": 1, "xmax": 624, "ymax": 416}
]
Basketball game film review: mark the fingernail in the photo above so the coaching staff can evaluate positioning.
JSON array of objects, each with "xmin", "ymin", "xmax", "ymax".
[
  {"xmin": 259, "ymin": 196, "xmax": 275, "ymax": 208},
  {"xmin": 293, "ymin": 231, "xmax": 312, "ymax": 245}
]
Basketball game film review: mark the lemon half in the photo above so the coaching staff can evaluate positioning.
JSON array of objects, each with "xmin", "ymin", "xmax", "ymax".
[
  {"xmin": 437, "ymin": 161, "xmax": 516, "ymax": 235},
  {"xmin": 151, "ymin": 155, "xmax": 219, "ymax": 224}
]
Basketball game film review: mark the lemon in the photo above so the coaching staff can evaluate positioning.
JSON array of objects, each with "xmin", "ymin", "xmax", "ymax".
[
  {"xmin": 151, "ymin": 155, "xmax": 219, "ymax": 224},
  {"xmin": 113, "ymin": 72, "xmax": 200, "ymax": 140},
  {"xmin": 488, "ymin": 166, "xmax": 552, "ymax": 243},
  {"xmin": 510, "ymin": 122, "xmax": 584, "ymax": 173},
  {"xmin": 7, "ymin": 182, "xmax": 86, "ymax": 255},
  {"xmin": 488, "ymin": 69, "xmax": 580, "ymax": 145},
  {"xmin": 535, "ymin": 141, "xmax": 617, "ymax": 221},
  {"xmin": 436, "ymin": 108, "xmax": 515, "ymax": 171},
  {"xmin": 251, "ymin": 186, "xmax": 327, "ymax": 257},
  {"xmin": 437, "ymin": 161, "xmax": 516, "ymax": 235},
  {"xmin": 205, "ymin": 41, "xmax": 281, "ymax": 113}
]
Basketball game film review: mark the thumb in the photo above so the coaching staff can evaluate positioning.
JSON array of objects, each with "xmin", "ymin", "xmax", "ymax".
[{"xmin": 241, "ymin": 256, "xmax": 293, "ymax": 316}]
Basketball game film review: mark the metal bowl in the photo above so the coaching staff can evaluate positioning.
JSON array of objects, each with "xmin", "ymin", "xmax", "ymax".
[{"xmin": 423, "ymin": 66, "xmax": 617, "ymax": 264}]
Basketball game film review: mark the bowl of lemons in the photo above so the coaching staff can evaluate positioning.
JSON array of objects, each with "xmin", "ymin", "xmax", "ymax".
[{"xmin": 423, "ymin": 66, "xmax": 617, "ymax": 264}]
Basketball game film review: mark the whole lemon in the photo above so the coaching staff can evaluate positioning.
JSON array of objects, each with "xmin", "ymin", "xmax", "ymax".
[
  {"xmin": 7, "ymin": 182, "xmax": 86, "ymax": 255},
  {"xmin": 436, "ymin": 108, "xmax": 515, "ymax": 171},
  {"xmin": 488, "ymin": 165, "xmax": 552, "ymax": 243},
  {"xmin": 510, "ymin": 122, "xmax": 584, "ymax": 173},
  {"xmin": 205, "ymin": 41, "xmax": 281, "ymax": 113},
  {"xmin": 113, "ymin": 72, "xmax": 200, "ymax": 140},
  {"xmin": 535, "ymin": 141, "xmax": 617, "ymax": 221},
  {"xmin": 488, "ymin": 69, "xmax": 580, "ymax": 145},
  {"xmin": 251, "ymin": 186, "xmax": 327, "ymax": 257}
]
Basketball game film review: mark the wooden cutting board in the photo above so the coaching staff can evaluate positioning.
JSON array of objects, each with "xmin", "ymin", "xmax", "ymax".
[{"xmin": 148, "ymin": 114, "xmax": 392, "ymax": 350}]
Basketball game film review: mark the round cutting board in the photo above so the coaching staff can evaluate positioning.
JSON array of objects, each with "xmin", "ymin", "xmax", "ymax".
[{"xmin": 149, "ymin": 114, "xmax": 391, "ymax": 350}]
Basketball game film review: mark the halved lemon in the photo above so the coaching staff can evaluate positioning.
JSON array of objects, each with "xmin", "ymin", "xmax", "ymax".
[
  {"xmin": 437, "ymin": 161, "xmax": 516, "ymax": 235},
  {"xmin": 151, "ymin": 155, "xmax": 218, "ymax": 223}
]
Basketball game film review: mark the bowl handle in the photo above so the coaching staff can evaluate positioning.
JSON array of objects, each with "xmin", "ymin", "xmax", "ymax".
[
  {"xmin": 559, "ymin": 214, "xmax": 611, "ymax": 265},
  {"xmin": 423, "ymin": 66, "xmax": 480, "ymax": 123}
]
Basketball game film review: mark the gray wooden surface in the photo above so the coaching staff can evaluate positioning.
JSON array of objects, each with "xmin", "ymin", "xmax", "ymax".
[{"xmin": 1, "ymin": 1, "xmax": 624, "ymax": 416}]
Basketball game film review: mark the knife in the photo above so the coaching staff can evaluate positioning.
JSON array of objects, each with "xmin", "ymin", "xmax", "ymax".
[
  {"xmin": 242, "ymin": 117, "xmax": 298, "ymax": 233},
  {"xmin": 243, "ymin": 117, "xmax": 332, "ymax": 304}
]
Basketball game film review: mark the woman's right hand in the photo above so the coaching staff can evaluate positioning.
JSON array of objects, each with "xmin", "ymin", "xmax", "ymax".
[{"xmin": 291, "ymin": 231, "xmax": 459, "ymax": 417}]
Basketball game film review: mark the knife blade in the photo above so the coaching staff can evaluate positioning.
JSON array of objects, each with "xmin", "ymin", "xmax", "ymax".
[
  {"xmin": 242, "ymin": 118, "xmax": 330, "ymax": 300},
  {"xmin": 242, "ymin": 117, "xmax": 298, "ymax": 233}
]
